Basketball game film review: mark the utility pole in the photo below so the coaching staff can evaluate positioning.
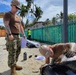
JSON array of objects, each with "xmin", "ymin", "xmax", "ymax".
[{"xmin": 62, "ymin": 0, "xmax": 68, "ymax": 43}]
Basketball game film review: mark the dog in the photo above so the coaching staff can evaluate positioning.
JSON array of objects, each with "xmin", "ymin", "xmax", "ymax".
[
  {"xmin": 39, "ymin": 42, "xmax": 76, "ymax": 64},
  {"xmin": 60, "ymin": 43, "xmax": 76, "ymax": 62}
]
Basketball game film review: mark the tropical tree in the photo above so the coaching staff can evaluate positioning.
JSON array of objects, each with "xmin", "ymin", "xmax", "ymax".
[
  {"xmin": 19, "ymin": 0, "xmax": 33, "ymax": 20},
  {"xmin": 34, "ymin": 5, "xmax": 43, "ymax": 21},
  {"xmin": 19, "ymin": 0, "xmax": 43, "ymax": 28},
  {"xmin": 68, "ymin": 14, "xmax": 76, "ymax": 22},
  {"xmin": 26, "ymin": 0, "xmax": 33, "ymax": 10},
  {"xmin": 52, "ymin": 17, "xmax": 56, "ymax": 25},
  {"xmin": 19, "ymin": 4, "xmax": 28, "ymax": 21},
  {"xmin": 0, "ymin": 26, "xmax": 5, "ymax": 29},
  {"xmin": 55, "ymin": 11, "xmax": 63, "ymax": 24},
  {"xmin": 60, "ymin": 11, "xmax": 63, "ymax": 23},
  {"xmin": 24, "ymin": 19, "xmax": 30, "ymax": 28},
  {"xmin": 44, "ymin": 18, "xmax": 52, "ymax": 26}
]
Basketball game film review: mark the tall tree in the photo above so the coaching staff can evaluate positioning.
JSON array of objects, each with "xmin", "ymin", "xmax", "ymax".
[
  {"xmin": 52, "ymin": 17, "xmax": 56, "ymax": 25},
  {"xmin": 26, "ymin": 0, "xmax": 33, "ymax": 10},
  {"xmin": 19, "ymin": 0, "xmax": 43, "ymax": 28},
  {"xmin": 33, "ymin": 5, "xmax": 43, "ymax": 21},
  {"xmin": 55, "ymin": 11, "xmax": 63, "ymax": 24},
  {"xmin": 44, "ymin": 18, "xmax": 52, "ymax": 25},
  {"xmin": 68, "ymin": 14, "xmax": 76, "ymax": 22},
  {"xmin": 60, "ymin": 11, "xmax": 63, "ymax": 23},
  {"xmin": 19, "ymin": 4, "xmax": 28, "ymax": 21}
]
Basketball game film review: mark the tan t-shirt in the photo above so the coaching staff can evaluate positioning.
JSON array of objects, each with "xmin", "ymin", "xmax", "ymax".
[{"xmin": 3, "ymin": 11, "xmax": 22, "ymax": 34}]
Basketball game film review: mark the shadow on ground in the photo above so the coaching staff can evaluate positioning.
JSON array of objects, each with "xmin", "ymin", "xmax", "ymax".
[{"xmin": 0, "ymin": 69, "xmax": 11, "ymax": 75}]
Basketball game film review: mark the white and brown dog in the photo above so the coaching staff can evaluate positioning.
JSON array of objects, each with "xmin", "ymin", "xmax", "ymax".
[{"xmin": 39, "ymin": 42, "xmax": 76, "ymax": 63}]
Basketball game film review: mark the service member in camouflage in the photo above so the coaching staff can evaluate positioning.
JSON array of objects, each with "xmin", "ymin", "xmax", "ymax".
[{"xmin": 3, "ymin": 1, "xmax": 26, "ymax": 75}]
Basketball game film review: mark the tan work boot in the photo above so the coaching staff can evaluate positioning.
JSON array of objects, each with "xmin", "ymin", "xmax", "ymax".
[
  {"xmin": 11, "ymin": 65, "xmax": 18, "ymax": 75},
  {"xmin": 15, "ymin": 65, "xmax": 23, "ymax": 70}
]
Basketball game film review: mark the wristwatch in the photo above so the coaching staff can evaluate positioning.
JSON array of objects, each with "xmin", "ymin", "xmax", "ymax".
[{"xmin": 8, "ymin": 34, "xmax": 12, "ymax": 35}]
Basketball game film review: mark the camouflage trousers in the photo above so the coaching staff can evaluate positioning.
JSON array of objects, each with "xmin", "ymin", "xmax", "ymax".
[{"xmin": 6, "ymin": 35, "xmax": 21, "ymax": 67}]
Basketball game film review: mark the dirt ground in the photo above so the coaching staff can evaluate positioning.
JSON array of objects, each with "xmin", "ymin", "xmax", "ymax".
[{"xmin": 0, "ymin": 37, "xmax": 45, "ymax": 75}]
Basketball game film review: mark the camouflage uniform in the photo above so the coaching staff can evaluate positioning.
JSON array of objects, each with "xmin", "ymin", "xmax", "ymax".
[
  {"xmin": 6, "ymin": 35, "xmax": 21, "ymax": 67},
  {"xmin": 3, "ymin": 1, "xmax": 25, "ymax": 75},
  {"xmin": 3, "ymin": 8, "xmax": 25, "ymax": 68}
]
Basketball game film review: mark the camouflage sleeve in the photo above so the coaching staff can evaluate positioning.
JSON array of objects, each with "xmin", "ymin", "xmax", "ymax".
[{"xmin": 3, "ymin": 13, "xmax": 11, "ymax": 35}]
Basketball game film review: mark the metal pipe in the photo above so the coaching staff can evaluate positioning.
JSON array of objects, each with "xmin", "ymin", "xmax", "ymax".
[{"xmin": 62, "ymin": 0, "xmax": 68, "ymax": 43}]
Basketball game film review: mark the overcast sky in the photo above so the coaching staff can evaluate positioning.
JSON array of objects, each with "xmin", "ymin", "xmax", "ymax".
[{"xmin": 0, "ymin": 0, "xmax": 76, "ymax": 26}]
